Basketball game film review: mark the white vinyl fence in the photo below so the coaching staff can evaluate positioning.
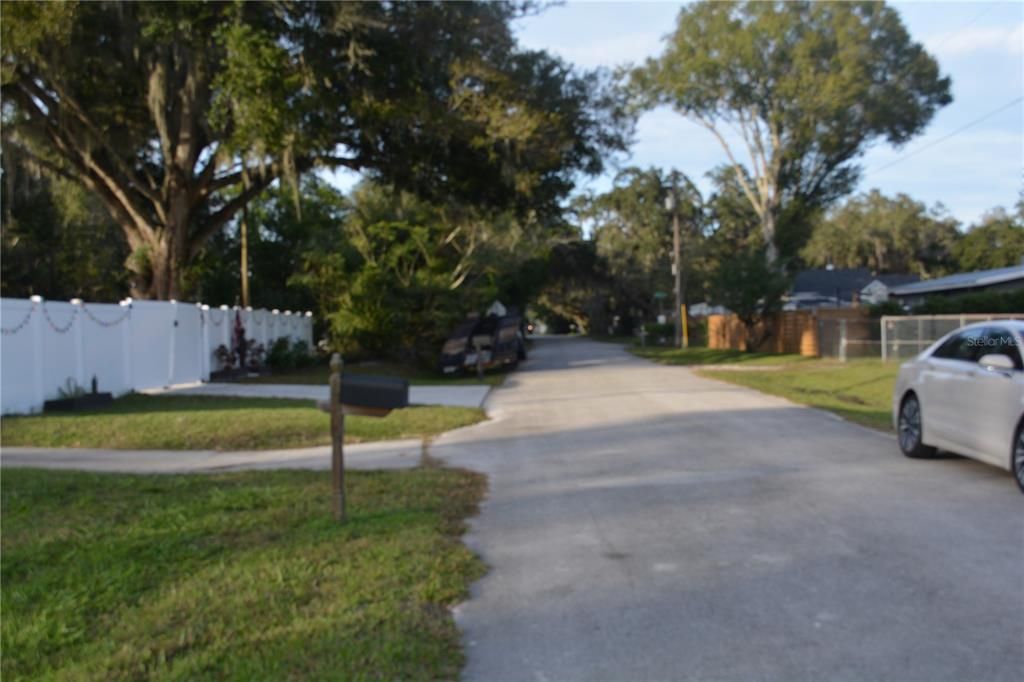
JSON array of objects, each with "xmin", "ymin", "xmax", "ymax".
[{"xmin": 1, "ymin": 296, "xmax": 313, "ymax": 414}]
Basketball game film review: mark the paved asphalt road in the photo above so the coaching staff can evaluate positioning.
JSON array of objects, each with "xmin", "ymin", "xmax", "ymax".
[{"xmin": 433, "ymin": 336, "xmax": 1024, "ymax": 682}]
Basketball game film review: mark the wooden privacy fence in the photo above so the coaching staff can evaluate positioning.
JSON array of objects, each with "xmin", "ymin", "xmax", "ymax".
[{"xmin": 707, "ymin": 308, "xmax": 870, "ymax": 357}]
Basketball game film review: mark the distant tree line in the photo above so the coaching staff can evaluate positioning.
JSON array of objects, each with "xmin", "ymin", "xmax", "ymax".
[
  {"xmin": 559, "ymin": 167, "xmax": 1023, "ymax": 338},
  {"xmin": 539, "ymin": 0, "xmax": 1019, "ymax": 341}
]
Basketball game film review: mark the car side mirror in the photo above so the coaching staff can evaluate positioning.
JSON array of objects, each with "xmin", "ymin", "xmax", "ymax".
[{"xmin": 978, "ymin": 353, "xmax": 1015, "ymax": 371}]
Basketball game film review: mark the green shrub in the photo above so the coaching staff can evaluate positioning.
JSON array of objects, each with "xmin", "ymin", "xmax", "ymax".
[
  {"xmin": 265, "ymin": 338, "xmax": 315, "ymax": 371},
  {"xmin": 867, "ymin": 300, "xmax": 906, "ymax": 318},
  {"xmin": 912, "ymin": 288, "xmax": 1024, "ymax": 315},
  {"xmin": 291, "ymin": 340, "xmax": 315, "ymax": 368},
  {"xmin": 266, "ymin": 338, "xmax": 296, "ymax": 370},
  {"xmin": 644, "ymin": 322, "xmax": 675, "ymax": 338}
]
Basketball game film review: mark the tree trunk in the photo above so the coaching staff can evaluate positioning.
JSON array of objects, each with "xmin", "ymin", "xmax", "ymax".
[
  {"xmin": 128, "ymin": 210, "xmax": 190, "ymax": 300},
  {"xmin": 762, "ymin": 211, "xmax": 779, "ymax": 267}
]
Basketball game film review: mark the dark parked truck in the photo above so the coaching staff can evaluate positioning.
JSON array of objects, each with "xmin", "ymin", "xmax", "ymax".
[{"xmin": 440, "ymin": 307, "xmax": 526, "ymax": 374}]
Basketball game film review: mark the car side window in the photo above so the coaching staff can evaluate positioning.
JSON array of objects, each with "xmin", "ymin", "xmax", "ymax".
[
  {"xmin": 931, "ymin": 328, "xmax": 985, "ymax": 363},
  {"xmin": 978, "ymin": 327, "xmax": 1023, "ymax": 370},
  {"xmin": 931, "ymin": 333, "xmax": 960, "ymax": 359}
]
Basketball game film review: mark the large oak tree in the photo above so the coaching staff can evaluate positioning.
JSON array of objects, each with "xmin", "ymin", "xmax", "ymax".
[
  {"xmin": 631, "ymin": 0, "xmax": 951, "ymax": 266},
  {"xmin": 2, "ymin": 1, "xmax": 627, "ymax": 299}
]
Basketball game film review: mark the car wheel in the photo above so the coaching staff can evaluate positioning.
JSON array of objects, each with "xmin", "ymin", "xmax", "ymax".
[
  {"xmin": 898, "ymin": 394, "xmax": 936, "ymax": 459},
  {"xmin": 1013, "ymin": 421, "xmax": 1024, "ymax": 494}
]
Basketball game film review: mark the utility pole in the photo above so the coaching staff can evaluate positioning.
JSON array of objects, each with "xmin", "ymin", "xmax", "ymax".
[
  {"xmin": 240, "ymin": 204, "xmax": 250, "ymax": 308},
  {"xmin": 667, "ymin": 173, "xmax": 683, "ymax": 348}
]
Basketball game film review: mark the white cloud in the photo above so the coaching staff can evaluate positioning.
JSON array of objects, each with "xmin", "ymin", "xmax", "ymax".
[{"xmin": 925, "ymin": 22, "xmax": 1023, "ymax": 58}]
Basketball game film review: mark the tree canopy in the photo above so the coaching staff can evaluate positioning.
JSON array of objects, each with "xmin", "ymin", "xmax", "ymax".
[
  {"xmin": 631, "ymin": 0, "xmax": 951, "ymax": 266},
  {"xmin": 1, "ymin": 144, "xmax": 129, "ymax": 300},
  {"xmin": 953, "ymin": 205, "xmax": 1024, "ymax": 272},
  {"xmin": 581, "ymin": 167, "xmax": 702, "ymax": 330},
  {"xmin": 272, "ymin": 180, "xmax": 560, "ymax": 362},
  {"xmin": 801, "ymin": 190, "xmax": 960, "ymax": 277},
  {"xmin": 2, "ymin": 0, "xmax": 628, "ymax": 299}
]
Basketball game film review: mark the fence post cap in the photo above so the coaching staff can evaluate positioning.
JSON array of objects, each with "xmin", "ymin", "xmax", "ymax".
[
  {"xmin": 70, "ymin": 298, "xmax": 83, "ymax": 305},
  {"xmin": 30, "ymin": 295, "xmax": 43, "ymax": 303},
  {"xmin": 306, "ymin": 311, "xmax": 313, "ymax": 317},
  {"xmin": 201, "ymin": 304, "xmax": 210, "ymax": 311},
  {"xmin": 245, "ymin": 306, "xmax": 253, "ymax": 311},
  {"xmin": 220, "ymin": 304, "xmax": 229, "ymax": 310},
  {"xmin": 272, "ymin": 309, "xmax": 280, "ymax": 314}
]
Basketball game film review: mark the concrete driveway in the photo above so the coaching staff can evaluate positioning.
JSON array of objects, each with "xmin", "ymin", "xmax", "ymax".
[{"xmin": 433, "ymin": 336, "xmax": 1023, "ymax": 681}]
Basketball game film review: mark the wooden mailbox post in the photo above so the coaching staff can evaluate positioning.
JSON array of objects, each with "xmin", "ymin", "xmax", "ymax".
[{"xmin": 321, "ymin": 353, "xmax": 409, "ymax": 522}]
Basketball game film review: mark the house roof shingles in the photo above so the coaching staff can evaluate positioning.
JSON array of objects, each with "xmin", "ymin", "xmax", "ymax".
[
  {"xmin": 791, "ymin": 268, "xmax": 872, "ymax": 299},
  {"xmin": 889, "ymin": 264, "xmax": 1024, "ymax": 297}
]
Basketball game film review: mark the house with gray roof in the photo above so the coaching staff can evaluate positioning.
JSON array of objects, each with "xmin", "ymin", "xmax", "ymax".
[
  {"xmin": 785, "ymin": 267, "xmax": 920, "ymax": 310},
  {"xmin": 888, "ymin": 264, "xmax": 1024, "ymax": 307}
]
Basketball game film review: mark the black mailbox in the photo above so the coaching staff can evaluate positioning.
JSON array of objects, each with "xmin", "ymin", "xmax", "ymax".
[{"xmin": 340, "ymin": 372, "xmax": 409, "ymax": 411}]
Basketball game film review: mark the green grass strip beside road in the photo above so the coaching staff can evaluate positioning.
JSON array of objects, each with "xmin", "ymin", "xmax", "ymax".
[
  {"xmin": 630, "ymin": 345, "xmax": 809, "ymax": 366},
  {"xmin": 1, "ymin": 467, "xmax": 486, "ymax": 680},
  {"xmin": 626, "ymin": 344, "xmax": 897, "ymax": 432},
  {"xmin": 0, "ymin": 395, "xmax": 486, "ymax": 450},
  {"xmin": 699, "ymin": 359, "xmax": 899, "ymax": 432}
]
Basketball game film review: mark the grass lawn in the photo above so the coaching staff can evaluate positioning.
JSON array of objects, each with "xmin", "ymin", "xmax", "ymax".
[
  {"xmin": 700, "ymin": 358, "xmax": 899, "ymax": 431},
  {"xmin": 0, "ymin": 395, "xmax": 486, "ymax": 451},
  {"xmin": 241, "ymin": 361, "xmax": 508, "ymax": 387},
  {"xmin": 1, "ymin": 466, "xmax": 486, "ymax": 680},
  {"xmin": 630, "ymin": 345, "xmax": 809, "ymax": 366}
]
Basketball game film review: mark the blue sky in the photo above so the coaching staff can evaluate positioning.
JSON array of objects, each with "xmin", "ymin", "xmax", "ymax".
[{"xmin": 328, "ymin": 1, "xmax": 1023, "ymax": 229}]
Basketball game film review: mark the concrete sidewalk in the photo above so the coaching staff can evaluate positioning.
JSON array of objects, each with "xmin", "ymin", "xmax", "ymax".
[
  {"xmin": 145, "ymin": 382, "xmax": 491, "ymax": 408},
  {"xmin": 2, "ymin": 438, "xmax": 425, "ymax": 473}
]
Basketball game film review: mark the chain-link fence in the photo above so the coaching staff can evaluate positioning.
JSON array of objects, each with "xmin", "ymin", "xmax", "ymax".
[
  {"xmin": 816, "ymin": 313, "xmax": 1024, "ymax": 361},
  {"xmin": 817, "ymin": 317, "xmax": 881, "ymax": 360},
  {"xmin": 880, "ymin": 314, "xmax": 1024, "ymax": 361}
]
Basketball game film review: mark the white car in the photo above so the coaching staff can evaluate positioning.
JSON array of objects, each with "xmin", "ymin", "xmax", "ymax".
[{"xmin": 893, "ymin": 320, "xmax": 1024, "ymax": 493}]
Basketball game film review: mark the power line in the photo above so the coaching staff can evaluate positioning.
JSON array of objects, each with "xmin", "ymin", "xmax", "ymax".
[
  {"xmin": 867, "ymin": 95, "xmax": 1023, "ymax": 176},
  {"xmin": 926, "ymin": 4, "xmax": 994, "ymax": 55}
]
